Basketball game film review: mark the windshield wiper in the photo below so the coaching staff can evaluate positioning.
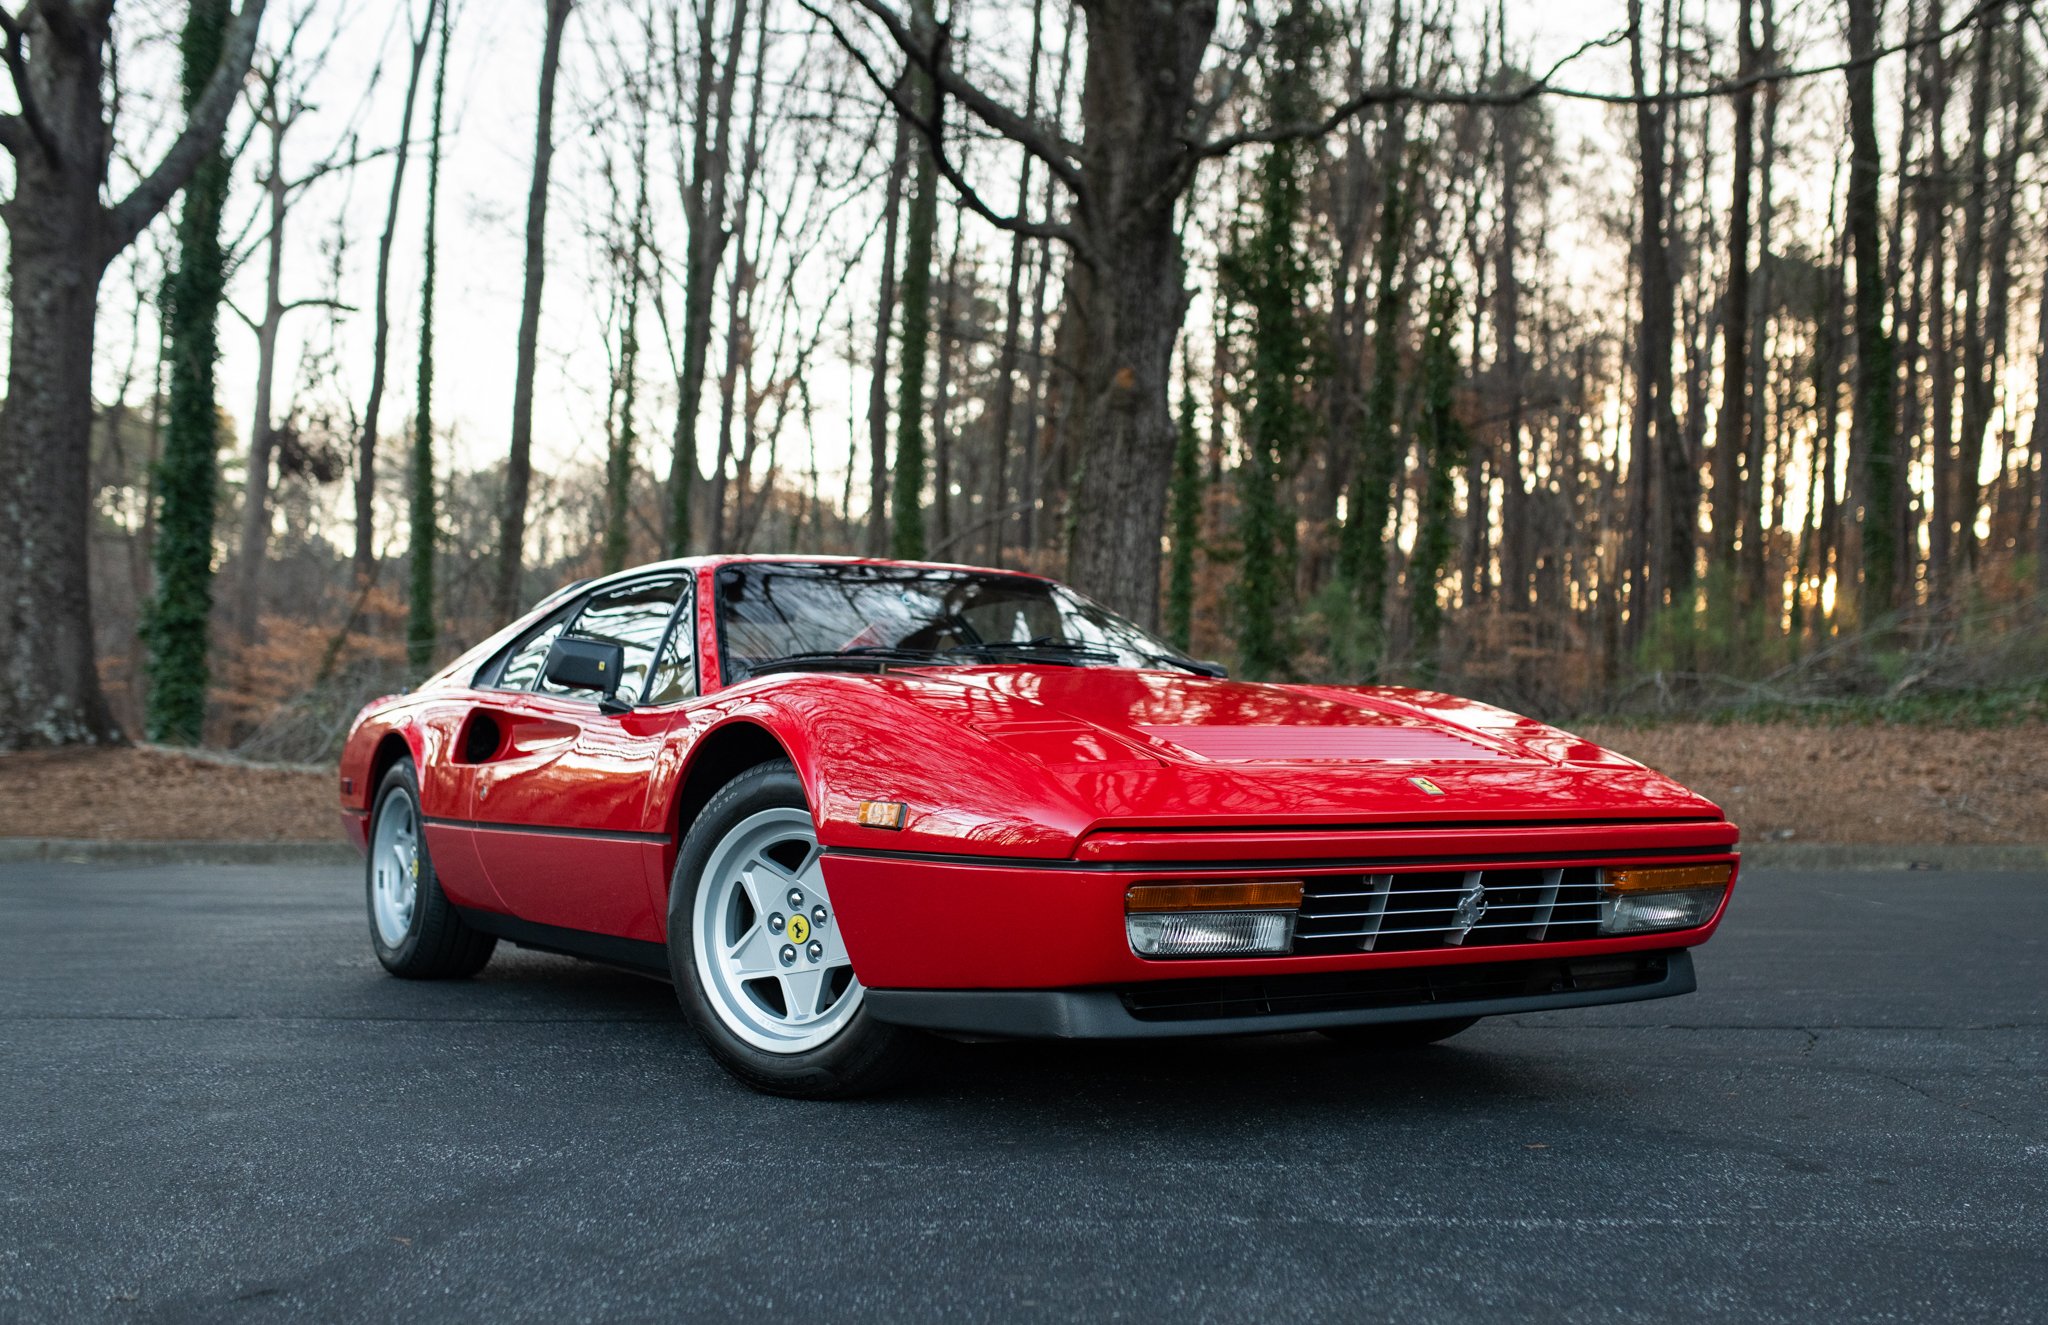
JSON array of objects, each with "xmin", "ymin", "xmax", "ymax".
[
  {"xmin": 954, "ymin": 637, "xmax": 1118, "ymax": 666},
  {"xmin": 737, "ymin": 646, "xmax": 948, "ymax": 678}
]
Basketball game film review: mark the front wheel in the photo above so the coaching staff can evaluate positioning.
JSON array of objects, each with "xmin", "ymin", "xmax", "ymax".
[{"xmin": 667, "ymin": 761, "xmax": 922, "ymax": 1098}]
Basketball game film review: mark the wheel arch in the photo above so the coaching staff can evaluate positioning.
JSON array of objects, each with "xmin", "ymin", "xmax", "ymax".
[
  {"xmin": 668, "ymin": 719, "xmax": 801, "ymax": 846},
  {"xmin": 368, "ymin": 730, "xmax": 419, "ymax": 805}
]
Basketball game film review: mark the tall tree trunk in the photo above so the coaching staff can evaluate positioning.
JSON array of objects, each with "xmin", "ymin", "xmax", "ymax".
[
  {"xmin": 495, "ymin": 0, "xmax": 574, "ymax": 619},
  {"xmin": 354, "ymin": 1, "xmax": 435, "ymax": 588},
  {"xmin": 148, "ymin": 0, "xmax": 236, "ymax": 745},
  {"xmin": 1953, "ymin": 3, "xmax": 2001, "ymax": 575},
  {"xmin": 866, "ymin": 114, "xmax": 909, "ymax": 555},
  {"xmin": 1054, "ymin": 0, "xmax": 1217, "ymax": 629},
  {"xmin": 984, "ymin": 0, "xmax": 1046, "ymax": 567},
  {"xmin": 409, "ymin": 0, "xmax": 451, "ymax": 670},
  {"xmin": 1845, "ymin": 0, "xmax": 1898, "ymax": 621},
  {"xmin": 891, "ymin": 0, "xmax": 939, "ymax": 560},
  {"xmin": 670, "ymin": 0, "xmax": 750, "ymax": 556},
  {"xmin": 604, "ymin": 65, "xmax": 652, "ymax": 575},
  {"xmin": 1626, "ymin": 0, "xmax": 1683, "ymax": 640},
  {"xmin": 932, "ymin": 206, "xmax": 963, "ymax": 550},
  {"xmin": 1712, "ymin": 0, "xmax": 1755, "ymax": 586},
  {"xmin": 0, "ymin": 0, "xmax": 266, "ymax": 750},
  {"xmin": 1493, "ymin": 80, "xmax": 1528, "ymax": 609},
  {"xmin": 235, "ymin": 87, "xmax": 288, "ymax": 646}
]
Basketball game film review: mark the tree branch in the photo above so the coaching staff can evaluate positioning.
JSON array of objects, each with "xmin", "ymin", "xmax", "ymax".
[
  {"xmin": 0, "ymin": 6, "xmax": 61, "ymax": 166},
  {"xmin": 1195, "ymin": 0, "xmax": 2008, "ymax": 161},
  {"xmin": 821, "ymin": 0, "xmax": 1086, "ymax": 199},
  {"xmin": 101, "ymin": 0, "xmax": 270, "ymax": 257},
  {"xmin": 799, "ymin": 0, "xmax": 1094, "ymax": 261}
]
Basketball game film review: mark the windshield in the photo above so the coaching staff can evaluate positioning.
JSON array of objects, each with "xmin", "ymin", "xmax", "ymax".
[{"xmin": 716, "ymin": 562, "xmax": 1192, "ymax": 679}]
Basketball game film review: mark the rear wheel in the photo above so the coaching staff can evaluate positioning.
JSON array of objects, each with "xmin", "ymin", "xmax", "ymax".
[
  {"xmin": 367, "ymin": 760, "xmax": 497, "ymax": 978},
  {"xmin": 1318, "ymin": 1016, "xmax": 1479, "ymax": 1049},
  {"xmin": 668, "ymin": 761, "xmax": 922, "ymax": 1097}
]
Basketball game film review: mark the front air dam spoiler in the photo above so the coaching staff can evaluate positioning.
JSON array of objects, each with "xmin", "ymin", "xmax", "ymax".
[{"xmin": 863, "ymin": 949, "xmax": 1695, "ymax": 1039}]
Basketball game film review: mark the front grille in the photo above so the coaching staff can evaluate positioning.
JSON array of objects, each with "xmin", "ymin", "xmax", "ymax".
[
  {"xmin": 1120, "ymin": 953, "xmax": 1669, "ymax": 1021},
  {"xmin": 1293, "ymin": 866, "xmax": 1606, "ymax": 955}
]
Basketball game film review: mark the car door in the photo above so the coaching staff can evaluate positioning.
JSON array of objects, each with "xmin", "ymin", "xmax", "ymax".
[{"xmin": 468, "ymin": 574, "xmax": 697, "ymax": 943}]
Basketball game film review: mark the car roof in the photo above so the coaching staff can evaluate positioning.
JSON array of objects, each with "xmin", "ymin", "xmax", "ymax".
[{"xmin": 565, "ymin": 553, "xmax": 1059, "ymax": 597}]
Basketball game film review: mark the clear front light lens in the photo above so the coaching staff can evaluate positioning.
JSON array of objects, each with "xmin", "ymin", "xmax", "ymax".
[
  {"xmin": 1599, "ymin": 889, "xmax": 1723, "ymax": 935},
  {"xmin": 1127, "ymin": 910, "xmax": 1294, "ymax": 957}
]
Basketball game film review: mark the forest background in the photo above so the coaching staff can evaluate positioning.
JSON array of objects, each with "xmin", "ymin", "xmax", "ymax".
[{"xmin": 3, "ymin": 0, "xmax": 2046, "ymax": 769}]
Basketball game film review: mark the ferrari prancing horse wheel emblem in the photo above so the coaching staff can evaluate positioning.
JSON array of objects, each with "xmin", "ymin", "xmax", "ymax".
[{"xmin": 786, "ymin": 913, "xmax": 811, "ymax": 945}]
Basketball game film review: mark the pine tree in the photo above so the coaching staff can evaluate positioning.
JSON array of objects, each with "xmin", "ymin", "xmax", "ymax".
[
  {"xmin": 409, "ymin": 0, "xmax": 451, "ymax": 673},
  {"xmin": 146, "ymin": 0, "xmax": 235, "ymax": 744}
]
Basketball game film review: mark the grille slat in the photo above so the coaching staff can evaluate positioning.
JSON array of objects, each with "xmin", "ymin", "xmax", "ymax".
[{"xmin": 1293, "ymin": 866, "xmax": 1608, "ymax": 954}]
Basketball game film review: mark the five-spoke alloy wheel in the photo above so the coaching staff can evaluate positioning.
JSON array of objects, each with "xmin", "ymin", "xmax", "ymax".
[{"xmin": 668, "ymin": 761, "xmax": 921, "ymax": 1097}]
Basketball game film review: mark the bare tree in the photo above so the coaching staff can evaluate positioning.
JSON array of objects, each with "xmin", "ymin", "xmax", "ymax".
[
  {"xmin": 352, "ymin": 0, "xmax": 438, "ymax": 586},
  {"xmin": 496, "ymin": 0, "xmax": 576, "ymax": 617}
]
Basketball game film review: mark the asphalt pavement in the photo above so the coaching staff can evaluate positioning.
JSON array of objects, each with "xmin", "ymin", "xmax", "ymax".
[{"xmin": 1, "ymin": 859, "xmax": 2043, "ymax": 1323}]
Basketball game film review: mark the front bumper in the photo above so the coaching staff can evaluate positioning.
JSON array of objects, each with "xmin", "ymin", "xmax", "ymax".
[
  {"xmin": 819, "ymin": 829, "xmax": 1736, "ymax": 991},
  {"xmin": 866, "ymin": 950, "xmax": 1693, "ymax": 1038}
]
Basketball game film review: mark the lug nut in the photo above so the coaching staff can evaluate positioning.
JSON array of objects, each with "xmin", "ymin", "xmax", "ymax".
[
  {"xmin": 806, "ymin": 940, "xmax": 823, "ymax": 962},
  {"xmin": 779, "ymin": 944, "xmax": 797, "ymax": 967},
  {"xmin": 768, "ymin": 913, "xmax": 786, "ymax": 934},
  {"xmin": 787, "ymin": 888, "xmax": 805, "ymax": 908},
  {"xmin": 811, "ymin": 905, "xmax": 827, "ymax": 927}
]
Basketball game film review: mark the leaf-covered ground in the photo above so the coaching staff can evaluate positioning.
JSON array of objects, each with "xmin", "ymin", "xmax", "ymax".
[{"xmin": 1, "ymin": 725, "xmax": 2043, "ymax": 845}]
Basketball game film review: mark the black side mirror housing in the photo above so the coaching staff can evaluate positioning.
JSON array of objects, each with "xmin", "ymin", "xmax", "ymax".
[{"xmin": 543, "ymin": 635, "xmax": 630, "ymax": 712}]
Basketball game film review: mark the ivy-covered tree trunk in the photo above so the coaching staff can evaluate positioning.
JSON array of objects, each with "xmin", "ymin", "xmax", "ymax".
[
  {"xmin": 1337, "ymin": 132, "xmax": 1413, "ymax": 665},
  {"xmin": 145, "ymin": 0, "xmax": 234, "ymax": 745},
  {"xmin": 409, "ymin": 0, "xmax": 452, "ymax": 672},
  {"xmin": 1408, "ymin": 280, "xmax": 1467, "ymax": 679},
  {"xmin": 890, "ymin": 0, "xmax": 938, "ymax": 561},
  {"xmin": 1222, "ymin": 5, "xmax": 1321, "ymax": 681}
]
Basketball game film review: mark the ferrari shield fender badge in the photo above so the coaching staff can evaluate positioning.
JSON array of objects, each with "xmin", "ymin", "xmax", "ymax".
[{"xmin": 1409, "ymin": 775, "xmax": 1446, "ymax": 796}]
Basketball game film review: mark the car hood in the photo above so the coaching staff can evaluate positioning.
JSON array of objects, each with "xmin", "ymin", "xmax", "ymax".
[{"xmin": 847, "ymin": 666, "xmax": 1723, "ymax": 831}]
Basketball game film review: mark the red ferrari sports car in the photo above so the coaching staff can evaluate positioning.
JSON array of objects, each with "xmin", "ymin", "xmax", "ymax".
[{"xmin": 340, "ymin": 556, "xmax": 1738, "ymax": 1096}]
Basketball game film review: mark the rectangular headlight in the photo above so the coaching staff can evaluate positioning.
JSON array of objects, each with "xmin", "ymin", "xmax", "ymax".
[
  {"xmin": 1126, "ymin": 880, "xmax": 1302, "ymax": 957},
  {"xmin": 1599, "ymin": 864, "xmax": 1731, "ymax": 935}
]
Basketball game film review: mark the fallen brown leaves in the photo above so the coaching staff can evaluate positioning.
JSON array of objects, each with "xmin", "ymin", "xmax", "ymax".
[
  {"xmin": 1576, "ymin": 722, "xmax": 2048, "ymax": 845},
  {"xmin": 1, "ymin": 723, "xmax": 2043, "ymax": 845}
]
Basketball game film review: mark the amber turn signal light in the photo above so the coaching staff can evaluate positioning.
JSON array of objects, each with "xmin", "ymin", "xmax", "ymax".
[
  {"xmin": 855, "ymin": 800, "xmax": 907, "ymax": 829},
  {"xmin": 1125, "ymin": 880, "xmax": 1305, "ymax": 913},
  {"xmin": 1604, "ymin": 864, "xmax": 1733, "ymax": 894}
]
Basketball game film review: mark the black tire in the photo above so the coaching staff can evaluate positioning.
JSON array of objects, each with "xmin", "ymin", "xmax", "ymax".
[
  {"xmin": 1318, "ymin": 1016, "xmax": 1480, "ymax": 1049},
  {"xmin": 366, "ymin": 760, "xmax": 497, "ymax": 979},
  {"xmin": 667, "ymin": 760, "xmax": 923, "ymax": 1098}
]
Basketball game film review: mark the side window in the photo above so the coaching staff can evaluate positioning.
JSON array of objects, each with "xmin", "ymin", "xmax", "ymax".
[
  {"xmin": 494, "ymin": 609, "xmax": 574, "ymax": 691},
  {"xmin": 539, "ymin": 577, "xmax": 687, "ymax": 705},
  {"xmin": 642, "ymin": 593, "xmax": 698, "ymax": 705}
]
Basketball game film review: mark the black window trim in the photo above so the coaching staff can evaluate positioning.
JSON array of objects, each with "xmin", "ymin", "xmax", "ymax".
[{"xmin": 476, "ymin": 570, "xmax": 699, "ymax": 708}]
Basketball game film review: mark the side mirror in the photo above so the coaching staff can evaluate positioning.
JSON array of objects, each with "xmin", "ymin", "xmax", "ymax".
[{"xmin": 543, "ymin": 635, "xmax": 630, "ymax": 712}]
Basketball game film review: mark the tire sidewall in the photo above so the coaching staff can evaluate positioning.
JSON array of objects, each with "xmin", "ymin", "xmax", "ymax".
[
  {"xmin": 667, "ymin": 761, "xmax": 902, "ymax": 1092},
  {"xmin": 367, "ymin": 761, "xmax": 429, "ymax": 971}
]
